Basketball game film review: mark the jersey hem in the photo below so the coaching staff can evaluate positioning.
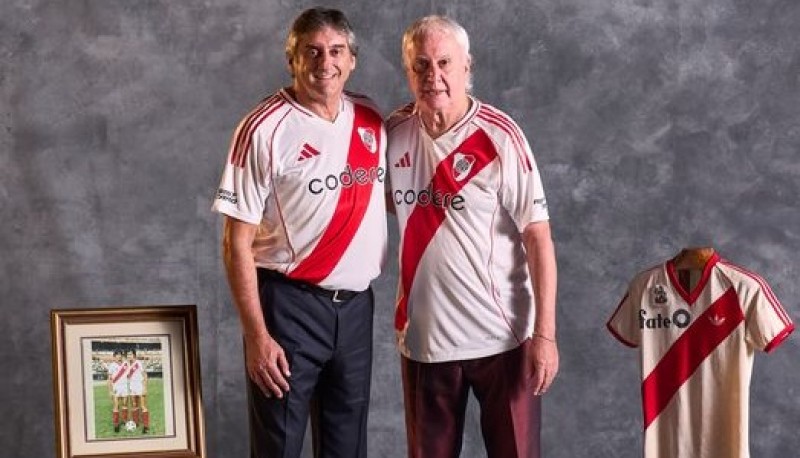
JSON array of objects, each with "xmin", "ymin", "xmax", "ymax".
[
  {"xmin": 607, "ymin": 321, "xmax": 638, "ymax": 348},
  {"xmin": 516, "ymin": 215, "xmax": 551, "ymax": 233},
  {"xmin": 398, "ymin": 339, "xmax": 524, "ymax": 363},
  {"xmin": 211, "ymin": 204, "xmax": 262, "ymax": 226},
  {"xmin": 764, "ymin": 322, "xmax": 794, "ymax": 353}
]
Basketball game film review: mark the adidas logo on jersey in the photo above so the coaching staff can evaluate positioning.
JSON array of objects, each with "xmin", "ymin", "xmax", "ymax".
[
  {"xmin": 297, "ymin": 143, "xmax": 321, "ymax": 162},
  {"xmin": 358, "ymin": 127, "xmax": 377, "ymax": 153},
  {"xmin": 709, "ymin": 314, "xmax": 726, "ymax": 326},
  {"xmin": 394, "ymin": 152, "xmax": 411, "ymax": 168},
  {"xmin": 453, "ymin": 152, "xmax": 476, "ymax": 181}
]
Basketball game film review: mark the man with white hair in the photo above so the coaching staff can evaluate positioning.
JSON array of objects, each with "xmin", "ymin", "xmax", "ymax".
[{"xmin": 387, "ymin": 15, "xmax": 559, "ymax": 457}]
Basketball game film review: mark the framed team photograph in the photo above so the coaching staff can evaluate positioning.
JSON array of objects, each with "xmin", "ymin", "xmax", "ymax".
[{"xmin": 51, "ymin": 305, "xmax": 205, "ymax": 458}]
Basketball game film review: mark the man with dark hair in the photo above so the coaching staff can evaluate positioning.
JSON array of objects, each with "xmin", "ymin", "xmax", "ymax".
[
  {"xmin": 107, "ymin": 349, "xmax": 129, "ymax": 433},
  {"xmin": 126, "ymin": 348, "xmax": 149, "ymax": 433},
  {"xmin": 212, "ymin": 7, "xmax": 386, "ymax": 458}
]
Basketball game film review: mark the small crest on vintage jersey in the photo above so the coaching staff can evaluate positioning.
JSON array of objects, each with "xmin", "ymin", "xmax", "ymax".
[
  {"xmin": 358, "ymin": 127, "xmax": 377, "ymax": 153},
  {"xmin": 652, "ymin": 284, "xmax": 668, "ymax": 305},
  {"xmin": 453, "ymin": 152, "xmax": 476, "ymax": 181}
]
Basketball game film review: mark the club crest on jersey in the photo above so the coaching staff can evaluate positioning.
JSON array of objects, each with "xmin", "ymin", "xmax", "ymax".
[
  {"xmin": 452, "ymin": 152, "xmax": 476, "ymax": 182},
  {"xmin": 651, "ymin": 284, "xmax": 668, "ymax": 305},
  {"xmin": 357, "ymin": 127, "xmax": 377, "ymax": 154}
]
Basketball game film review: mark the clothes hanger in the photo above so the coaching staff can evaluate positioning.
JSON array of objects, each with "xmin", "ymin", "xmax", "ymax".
[{"xmin": 673, "ymin": 247, "xmax": 715, "ymax": 270}]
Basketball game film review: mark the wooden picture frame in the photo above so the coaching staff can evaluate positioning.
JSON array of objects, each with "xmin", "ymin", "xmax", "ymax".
[{"xmin": 50, "ymin": 305, "xmax": 205, "ymax": 458}]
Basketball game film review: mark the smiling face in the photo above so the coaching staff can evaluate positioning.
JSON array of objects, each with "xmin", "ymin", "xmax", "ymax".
[
  {"xmin": 404, "ymin": 28, "xmax": 471, "ymax": 118},
  {"xmin": 288, "ymin": 25, "xmax": 356, "ymax": 108}
]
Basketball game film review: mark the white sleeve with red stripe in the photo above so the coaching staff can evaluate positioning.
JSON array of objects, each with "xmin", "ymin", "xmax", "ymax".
[
  {"xmin": 721, "ymin": 260, "xmax": 794, "ymax": 352},
  {"xmin": 212, "ymin": 99, "xmax": 275, "ymax": 225},
  {"xmin": 477, "ymin": 104, "xmax": 549, "ymax": 231},
  {"xmin": 499, "ymin": 128, "xmax": 549, "ymax": 231}
]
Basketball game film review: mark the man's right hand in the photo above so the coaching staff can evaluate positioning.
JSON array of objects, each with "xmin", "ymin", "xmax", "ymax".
[{"xmin": 244, "ymin": 332, "xmax": 291, "ymax": 399}]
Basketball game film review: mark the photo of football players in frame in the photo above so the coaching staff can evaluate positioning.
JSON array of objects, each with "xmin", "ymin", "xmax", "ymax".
[
  {"xmin": 87, "ymin": 336, "xmax": 165, "ymax": 439},
  {"xmin": 50, "ymin": 305, "xmax": 205, "ymax": 458}
]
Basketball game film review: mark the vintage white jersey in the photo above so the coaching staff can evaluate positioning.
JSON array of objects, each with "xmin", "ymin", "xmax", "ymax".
[
  {"xmin": 212, "ymin": 89, "xmax": 387, "ymax": 291},
  {"xmin": 387, "ymin": 98, "xmax": 549, "ymax": 363},
  {"xmin": 107, "ymin": 361, "xmax": 128, "ymax": 386},
  {"xmin": 607, "ymin": 252, "xmax": 794, "ymax": 458},
  {"xmin": 127, "ymin": 359, "xmax": 146, "ymax": 383}
]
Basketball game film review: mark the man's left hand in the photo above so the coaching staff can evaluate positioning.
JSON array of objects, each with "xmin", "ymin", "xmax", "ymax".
[{"xmin": 529, "ymin": 335, "xmax": 559, "ymax": 396}]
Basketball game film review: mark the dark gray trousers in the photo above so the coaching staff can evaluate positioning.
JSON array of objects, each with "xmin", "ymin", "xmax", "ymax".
[{"xmin": 248, "ymin": 268, "xmax": 374, "ymax": 458}]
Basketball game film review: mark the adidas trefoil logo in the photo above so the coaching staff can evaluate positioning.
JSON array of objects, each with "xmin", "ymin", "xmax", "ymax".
[{"xmin": 709, "ymin": 314, "xmax": 726, "ymax": 326}]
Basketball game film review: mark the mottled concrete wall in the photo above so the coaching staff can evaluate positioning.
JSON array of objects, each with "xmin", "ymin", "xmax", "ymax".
[{"xmin": 1, "ymin": 0, "xmax": 798, "ymax": 456}]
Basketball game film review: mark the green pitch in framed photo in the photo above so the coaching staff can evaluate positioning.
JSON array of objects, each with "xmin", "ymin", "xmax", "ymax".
[{"xmin": 51, "ymin": 305, "xmax": 205, "ymax": 458}]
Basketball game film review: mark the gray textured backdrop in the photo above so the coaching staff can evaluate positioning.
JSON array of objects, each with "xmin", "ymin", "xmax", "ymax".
[{"xmin": 2, "ymin": 0, "xmax": 798, "ymax": 456}]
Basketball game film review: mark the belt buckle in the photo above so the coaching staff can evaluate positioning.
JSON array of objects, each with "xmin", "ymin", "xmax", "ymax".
[{"xmin": 331, "ymin": 290, "xmax": 345, "ymax": 303}]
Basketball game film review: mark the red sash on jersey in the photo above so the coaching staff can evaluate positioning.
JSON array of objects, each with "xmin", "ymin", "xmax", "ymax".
[
  {"xmin": 395, "ymin": 128, "xmax": 498, "ymax": 331},
  {"xmin": 641, "ymin": 287, "xmax": 744, "ymax": 428},
  {"xmin": 111, "ymin": 363, "xmax": 128, "ymax": 383},
  {"xmin": 128, "ymin": 361, "xmax": 140, "ymax": 379},
  {"xmin": 288, "ymin": 104, "xmax": 382, "ymax": 284}
]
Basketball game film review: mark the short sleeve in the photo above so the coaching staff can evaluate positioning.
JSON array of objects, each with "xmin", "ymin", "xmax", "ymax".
[
  {"xmin": 211, "ymin": 117, "xmax": 271, "ymax": 225},
  {"xmin": 743, "ymin": 280, "xmax": 794, "ymax": 353},
  {"xmin": 497, "ymin": 119, "xmax": 549, "ymax": 232},
  {"xmin": 608, "ymin": 290, "xmax": 642, "ymax": 348}
]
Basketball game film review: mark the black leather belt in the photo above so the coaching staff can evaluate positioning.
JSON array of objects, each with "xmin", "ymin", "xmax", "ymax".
[{"xmin": 258, "ymin": 269, "xmax": 361, "ymax": 303}]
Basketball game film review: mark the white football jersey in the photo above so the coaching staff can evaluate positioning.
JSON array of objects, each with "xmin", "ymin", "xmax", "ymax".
[
  {"xmin": 107, "ymin": 361, "xmax": 128, "ymax": 385},
  {"xmin": 213, "ymin": 89, "xmax": 387, "ymax": 291},
  {"xmin": 387, "ymin": 98, "xmax": 549, "ymax": 363},
  {"xmin": 607, "ymin": 252, "xmax": 794, "ymax": 458},
  {"xmin": 127, "ymin": 359, "xmax": 146, "ymax": 383}
]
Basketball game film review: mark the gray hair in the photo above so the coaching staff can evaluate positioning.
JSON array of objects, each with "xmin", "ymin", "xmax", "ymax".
[
  {"xmin": 285, "ymin": 8, "xmax": 359, "ymax": 59},
  {"xmin": 401, "ymin": 15, "xmax": 472, "ymax": 91}
]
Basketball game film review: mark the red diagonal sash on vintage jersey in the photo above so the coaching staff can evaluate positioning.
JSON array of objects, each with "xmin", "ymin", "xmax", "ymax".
[
  {"xmin": 395, "ymin": 129, "xmax": 498, "ymax": 331},
  {"xmin": 112, "ymin": 363, "xmax": 127, "ymax": 383},
  {"xmin": 288, "ymin": 104, "xmax": 382, "ymax": 283},
  {"xmin": 128, "ymin": 361, "xmax": 140, "ymax": 379},
  {"xmin": 641, "ymin": 287, "xmax": 744, "ymax": 428}
]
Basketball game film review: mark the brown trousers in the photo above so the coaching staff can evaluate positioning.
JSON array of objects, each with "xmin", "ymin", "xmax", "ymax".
[{"xmin": 402, "ymin": 339, "xmax": 541, "ymax": 458}]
